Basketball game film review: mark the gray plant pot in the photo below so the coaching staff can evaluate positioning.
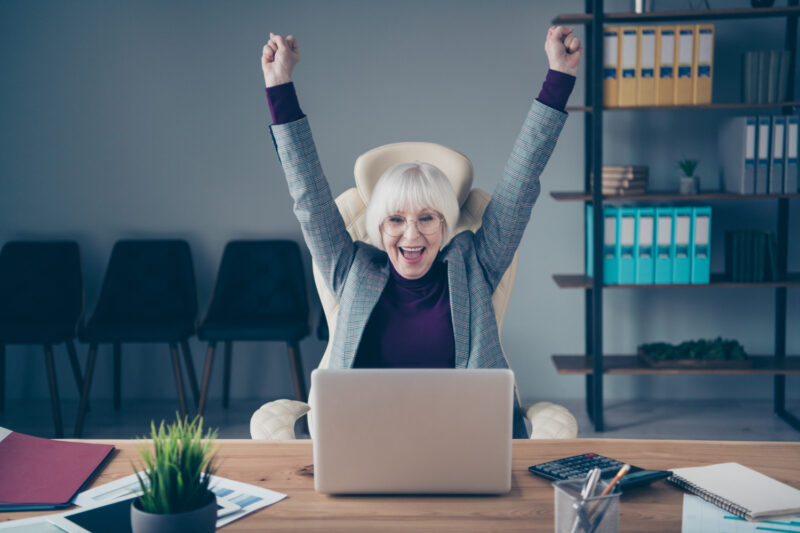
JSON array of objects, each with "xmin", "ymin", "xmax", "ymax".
[
  {"xmin": 679, "ymin": 175, "xmax": 699, "ymax": 195},
  {"xmin": 131, "ymin": 492, "xmax": 216, "ymax": 533}
]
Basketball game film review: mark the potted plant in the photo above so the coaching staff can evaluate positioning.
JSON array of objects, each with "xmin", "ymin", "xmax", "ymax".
[
  {"xmin": 130, "ymin": 415, "xmax": 219, "ymax": 533},
  {"xmin": 678, "ymin": 158, "xmax": 700, "ymax": 194}
]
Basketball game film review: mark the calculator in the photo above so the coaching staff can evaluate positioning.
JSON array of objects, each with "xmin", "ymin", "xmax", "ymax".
[{"xmin": 528, "ymin": 453, "xmax": 672, "ymax": 490}]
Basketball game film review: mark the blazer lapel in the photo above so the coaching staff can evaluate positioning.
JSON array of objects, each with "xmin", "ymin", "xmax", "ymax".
[
  {"xmin": 442, "ymin": 250, "xmax": 470, "ymax": 369},
  {"xmin": 340, "ymin": 264, "xmax": 391, "ymax": 368}
]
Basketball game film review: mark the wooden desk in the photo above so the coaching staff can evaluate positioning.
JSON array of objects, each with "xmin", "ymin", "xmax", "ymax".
[{"xmin": 2, "ymin": 439, "xmax": 799, "ymax": 532}]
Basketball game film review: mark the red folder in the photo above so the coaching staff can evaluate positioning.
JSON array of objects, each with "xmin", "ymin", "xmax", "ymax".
[{"xmin": 0, "ymin": 428, "xmax": 114, "ymax": 510}]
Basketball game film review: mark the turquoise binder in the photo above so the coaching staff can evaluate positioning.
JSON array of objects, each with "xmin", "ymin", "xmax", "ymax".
[
  {"xmin": 604, "ymin": 206, "xmax": 620, "ymax": 284},
  {"xmin": 673, "ymin": 206, "xmax": 693, "ymax": 283},
  {"xmin": 619, "ymin": 207, "xmax": 637, "ymax": 284},
  {"xmin": 691, "ymin": 206, "xmax": 712, "ymax": 284},
  {"xmin": 654, "ymin": 207, "xmax": 674, "ymax": 284},
  {"xmin": 635, "ymin": 207, "xmax": 656, "ymax": 284}
]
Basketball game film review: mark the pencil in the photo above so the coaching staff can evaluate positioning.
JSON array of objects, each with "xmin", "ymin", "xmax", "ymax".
[
  {"xmin": 600, "ymin": 463, "xmax": 630, "ymax": 496},
  {"xmin": 583, "ymin": 464, "xmax": 630, "ymax": 528}
]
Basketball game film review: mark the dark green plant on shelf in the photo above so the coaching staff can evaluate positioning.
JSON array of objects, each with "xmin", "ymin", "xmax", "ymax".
[
  {"xmin": 133, "ymin": 414, "xmax": 219, "ymax": 514},
  {"xmin": 677, "ymin": 158, "xmax": 700, "ymax": 194},
  {"xmin": 677, "ymin": 158, "xmax": 699, "ymax": 177},
  {"xmin": 640, "ymin": 337, "xmax": 747, "ymax": 361}
]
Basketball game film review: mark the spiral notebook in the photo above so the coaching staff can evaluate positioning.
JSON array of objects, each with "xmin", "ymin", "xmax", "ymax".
[{"xmin": 668, "ymin": 462, "xmax": 800, "ymax": 521}]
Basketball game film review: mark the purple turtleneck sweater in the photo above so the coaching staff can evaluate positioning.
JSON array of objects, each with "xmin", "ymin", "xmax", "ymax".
[{"xmin": 267, "ymin": 70, "xmax": 574, "ymax": 368}]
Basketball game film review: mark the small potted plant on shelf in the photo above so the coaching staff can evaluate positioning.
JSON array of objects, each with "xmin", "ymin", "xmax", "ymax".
[
  {"xmin": 678, "ymin": 158, "xmax": 700, "ymax": 194},
  {"xmin": 130, "ymin": 415, "xmax": 219, "ymax": 533},
  {"xmin": 638, "ymin": 337, "xmax": 750, "ymax": 369}
]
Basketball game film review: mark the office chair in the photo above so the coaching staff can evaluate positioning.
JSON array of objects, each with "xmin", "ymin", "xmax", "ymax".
[
  {"xmin": 73, "ymin": 240, "xmax": 200, "ymax": 437},
  {"xmin": 250, "ymin": 142, "xmax": 577, "ymax": 440},
  {"xmin": 0, "ymin": 241, "xmax": 85, "ymax": 437},
  {"xmin": 195, "ymin": 240, "xmax": 310, "ymax": 417},
  {"xmin": 316, "ymin": 313, "xmax": 328, "ymax": 342}
]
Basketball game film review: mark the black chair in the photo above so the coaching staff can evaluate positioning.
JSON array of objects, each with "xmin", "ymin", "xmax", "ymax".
[
  {"xmin": 74, "ymin": 240, "xmax": 200, "ymax": 437},
  {"xmin": 316, "ymin": 312, "xmax": 328, "ymax": 341},
  {"xmin": 196, "ymin": 240, "xmax": 310, "ymax": 416},
  {"xmin": 0, "ymin": 241, "xmax": 85, "ymax": 437}
]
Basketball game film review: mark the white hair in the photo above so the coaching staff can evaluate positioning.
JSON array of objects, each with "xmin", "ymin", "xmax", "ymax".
[{"xmin": 365, "ymin": 161, "xmax": 460, "ymax": 251}]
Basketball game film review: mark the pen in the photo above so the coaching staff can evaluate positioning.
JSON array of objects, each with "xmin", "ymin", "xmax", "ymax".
[
  {"xmin": 569, "ymin": 468, "xmax": 602, "ymax": 533},
  {"xmin": 584, "ymin": 468, "xmax": 602, "ymax": 498}
]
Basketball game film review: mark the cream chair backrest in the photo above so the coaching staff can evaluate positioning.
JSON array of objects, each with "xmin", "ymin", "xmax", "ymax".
[{"xmin": 312, "ymin": 142, "xmax": 518, "ymax": 370}]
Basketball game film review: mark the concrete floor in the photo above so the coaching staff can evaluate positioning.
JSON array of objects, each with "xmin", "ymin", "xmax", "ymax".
[{"xmin": 1, "ymin": 397, "xmax": 798, "ymax": 441}]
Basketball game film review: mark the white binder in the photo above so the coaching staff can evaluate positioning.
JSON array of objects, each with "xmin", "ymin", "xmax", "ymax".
[
  {"xmin": 785, "ymin": 115, "xmax": 798, "ymax": 193},
  {"xmin": 769, "ymin": 116, "xmax": 785, "ymax": 194},
  {"xmin": 755, "ymin": 116, "xmax": 771, "ymax": 194},
  {"xmin": 719, "ymin": 117, "xmax": 756, "ymax": 194}
]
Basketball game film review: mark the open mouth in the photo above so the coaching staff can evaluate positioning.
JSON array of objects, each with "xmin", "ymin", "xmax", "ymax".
[{"xmin": 399, "ymin": 246, "xmax": 425, "ymax": 262}]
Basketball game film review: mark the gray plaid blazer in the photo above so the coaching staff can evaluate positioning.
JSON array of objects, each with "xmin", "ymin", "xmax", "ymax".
[{"xmin": 270, "ymin": 99, "xmax": 566, "ymax": 436}]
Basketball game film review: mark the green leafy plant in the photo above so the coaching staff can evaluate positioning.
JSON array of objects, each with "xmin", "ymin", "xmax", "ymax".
[
  {"xmin": 133, "ymin": 415, "xmax": 219, "ymax": 514},
  {"xmin": 677, "ymin": 158, "xmax": 699, "ymax": 177},
  {"xmin": 639, "ymin": 337, "xmax": 747, "ymax": 361}
]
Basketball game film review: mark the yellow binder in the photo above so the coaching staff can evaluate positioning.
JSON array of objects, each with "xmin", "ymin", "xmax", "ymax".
[
  {"xmin": 603, "ymin": 27, "xmax": 620, "ymax": 107},
  {"xmin": 637, "ymin": 26, "xmax": 657, "ymax": 106},
  {"xmin": 656, "ymin": 26, "xmax": 676, "ymax": 106},
  {"xmin": 674, "ymin": 25, "xmax": 695, "ymax": 105},
  {"xmin": 619, "ymin": 26, "xmax": 638, "ymax": 106},
  {"xmin": 693, "ymin": 24, "xmax": 714, "ymax": 104}
]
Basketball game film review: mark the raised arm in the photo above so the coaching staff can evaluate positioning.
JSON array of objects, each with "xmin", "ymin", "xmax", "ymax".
[
  {"xmin": 473, "ymin": 27, "xmax": 580, "ymax": 290},
  {"xmin": 263, "ymin": 33, "xmax": 355, "ymax": 299}
]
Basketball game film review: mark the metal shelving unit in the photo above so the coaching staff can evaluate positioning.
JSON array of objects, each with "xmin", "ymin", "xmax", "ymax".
[{"xmin": 553, "ymin": 1, "xmax": 799, "ymax": 432}]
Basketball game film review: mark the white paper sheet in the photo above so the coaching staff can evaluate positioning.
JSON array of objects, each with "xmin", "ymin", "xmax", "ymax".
[
  {"xmin": 682, "ymin": 494, "xmax": 800, "ymax": 533},
  {"xmin": 72, "ymin": 472, "xmax": 286, "ymax": 528}
]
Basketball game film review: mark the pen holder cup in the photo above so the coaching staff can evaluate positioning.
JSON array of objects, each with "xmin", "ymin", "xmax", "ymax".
[{"xmin": 553, "ymin": 478, "xmax": 620, "ymax": 533}]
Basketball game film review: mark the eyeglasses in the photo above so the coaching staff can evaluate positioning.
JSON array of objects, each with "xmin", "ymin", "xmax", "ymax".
[{"xmin": 381, "ymin": 213, "xmax": 444, "ymax": 237}]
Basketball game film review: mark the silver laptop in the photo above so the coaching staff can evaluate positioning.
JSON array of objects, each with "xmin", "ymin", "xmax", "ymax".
[{"xmin": 309, "ymin": 368, "xmax": 514, "ymax": 495}]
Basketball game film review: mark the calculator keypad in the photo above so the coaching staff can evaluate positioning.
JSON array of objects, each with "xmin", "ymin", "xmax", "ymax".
[{"xmin": 529, "ymin": 453, "xmax": 637, "ymax": 481}]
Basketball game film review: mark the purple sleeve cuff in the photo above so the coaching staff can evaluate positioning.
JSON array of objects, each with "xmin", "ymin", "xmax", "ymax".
[
  {"xmin": 266, "ymin": 82, "xmax": 305, "ymax": 125},
  {"xmin": 536, "ymin": 69, "xmax": 576, "ymax": 112}
]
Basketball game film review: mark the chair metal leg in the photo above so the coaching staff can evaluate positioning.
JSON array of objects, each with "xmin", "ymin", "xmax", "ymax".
[
  {"xmin": 66, "ymin": 339, "xmax": 84, "ymax": 395},
  {"xmin": 66, "ymin": 339, "xmax": 88, "ymax": 411},
  {"xmin": 170, "ymin": 343, "xmax": 188, "ymax": 419},
  {"xmin": 287, "ymin": 341, "xmax": 307, "ymax": 403},
  {"xmin": 197, "ymin": 341, "xmax": 217, "ymax": 418},
  {"xmin": 0, "ymin": 344, "xmax": 4, "ymax": 412},
  {"xmin": 180, "ymin": 340, "xmax": 200, "ymax": 409},
  {"xmin": 43, "ymin": 344, "xmax": 64, "ymax": 438},
  {"xmin": 223, "ymin": 341, "xmax": 232, "ymax": 409},
  {"xmin": 74, "ymin": 343, "xmax": 98, "ymax": 438},
  {"xmin": 113, "ymin": 342, "xmax": 121, "ymax": 411}
]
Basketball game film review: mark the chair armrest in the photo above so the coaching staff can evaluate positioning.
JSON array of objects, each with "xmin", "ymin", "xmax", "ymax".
[
  {"xmin": 526, "ymin": 402, "xmax": 578, "ymax": 439},
  {"xmin": 250, "ymin": 399, "xmax": 310, "ymax": 441}
]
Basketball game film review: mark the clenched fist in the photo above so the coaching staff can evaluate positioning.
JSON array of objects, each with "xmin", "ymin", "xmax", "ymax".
[
  {"xmin": 262, "ymin": 32, "xmax": 300, "ymax": 88},
  {"xmin": 545, "ymin": 26, "xmax": 581, "ymax": 76}
]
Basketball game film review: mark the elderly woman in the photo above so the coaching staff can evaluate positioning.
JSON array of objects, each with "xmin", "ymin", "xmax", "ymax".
[{"xmin": 262, "ymin": 27, "xmax": 580, "ymax": 438}]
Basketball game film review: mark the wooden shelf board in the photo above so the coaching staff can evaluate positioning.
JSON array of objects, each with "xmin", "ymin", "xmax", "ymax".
[
  {"xmin": 565, "ymin": 102, "xmax": 800, "ymax": 113},
  {"xmin": 550, "ymin": 191, "xmax": 800, "ymax": 202},
  {"xmin": 552, "ymin": 355, "xmax": 800, "ymax": 375},
  {"xmin": 552, "ymin": 273, "xmax": 800, "ymax": 289},
  {"xmin": 553, "ymin": 6, "xmax": 800, "ymax": 24}
]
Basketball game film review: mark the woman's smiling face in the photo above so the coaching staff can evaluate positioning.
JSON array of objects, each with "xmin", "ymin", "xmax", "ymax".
[{"xmin": 381, "ymin": 208, "xmax": 443, "ymax": 280}]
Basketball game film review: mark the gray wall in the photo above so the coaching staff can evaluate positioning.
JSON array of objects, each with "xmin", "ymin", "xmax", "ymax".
[{"xmin": 1, "ymin": 0, "xmax": 797, "ymax": 407}]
